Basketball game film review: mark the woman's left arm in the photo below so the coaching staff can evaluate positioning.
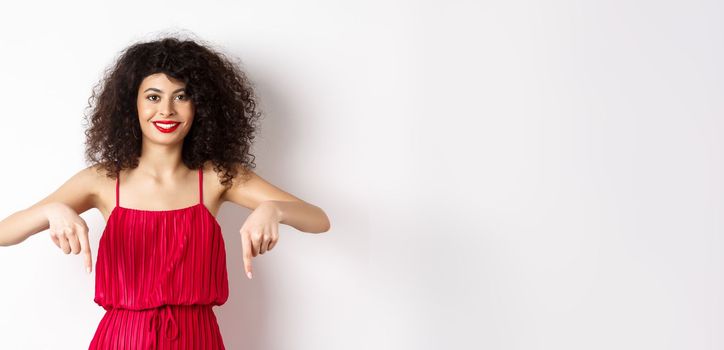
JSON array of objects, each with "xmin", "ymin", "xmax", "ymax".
[
  {"xmin": 264, "ymin": 199, "xmax": 330, "ymax": 233},
  {"xmin": 222, "ymin": 167, "xmax": 330, "ymax": 233}
]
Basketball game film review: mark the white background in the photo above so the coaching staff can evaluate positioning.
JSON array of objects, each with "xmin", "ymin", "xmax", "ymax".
[{"xmin": 0, "ymin": 0, "xmax": 722, "ymax": 349}]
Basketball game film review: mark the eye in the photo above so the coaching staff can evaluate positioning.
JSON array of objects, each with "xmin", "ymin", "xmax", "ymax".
[
  {"xmin": 146, "ymin": 95, "xmax": 159, "ymax": 101},
  {"xmin": 176, "ymin": 94, "xmax": 187, "ymax": 100}
]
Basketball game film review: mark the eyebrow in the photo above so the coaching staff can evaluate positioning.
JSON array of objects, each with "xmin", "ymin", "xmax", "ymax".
[{"xmin": 143, "ymin": 87, "xmax": 186, "ymax": 93}]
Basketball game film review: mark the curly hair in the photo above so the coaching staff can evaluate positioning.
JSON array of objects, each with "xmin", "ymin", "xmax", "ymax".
[{"xmin": 83, "ymin": 34, "xmax": 262, "ymax": 188}]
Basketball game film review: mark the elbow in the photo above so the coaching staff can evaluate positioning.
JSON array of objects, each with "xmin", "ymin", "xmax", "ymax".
[
  {"xmin": 324, "ymin": 216, "xmax": 331, "ymax": 232},
  {"xmin": 319, "ymin": 213, "xmax": 331, "ymax": 233},
  {"xmin": 307, "ymin": 209, "xmax": 331, "ymax": 234},
  {"xmin": 0, "ymin": 235, "xmax": 26, "ymax": 247},
  {"xmin": 0, "ymin": 237, "xmax": 17, "ymax": 247}
]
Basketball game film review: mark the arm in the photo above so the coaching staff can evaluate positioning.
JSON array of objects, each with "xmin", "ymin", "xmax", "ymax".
[
  {"xmin": 0, "ymin": 166, "xmax": 98, "ymax": 246},
  {"xmin": 221, "ymin": 167, "xmax": 331, "ymax": 233}
]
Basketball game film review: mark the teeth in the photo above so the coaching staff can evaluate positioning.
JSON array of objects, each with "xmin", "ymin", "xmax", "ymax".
[{"xmin": 155, "ymin": 122, "xmax": 179, "ymax": 129}]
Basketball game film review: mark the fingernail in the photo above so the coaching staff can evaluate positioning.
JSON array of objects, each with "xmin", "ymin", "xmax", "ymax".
[
  {"xmin": 87, "ymin": 267, "xmax": 91, "ymax": 274},
  {"xmin": 247, "ymin": 271, "xmax": 253, "ymax": 279}
]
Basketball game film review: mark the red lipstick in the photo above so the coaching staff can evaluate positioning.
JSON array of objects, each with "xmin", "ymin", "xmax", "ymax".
[{"xmin": 153, "ymin": 121, "xmax": 181, "ymax": 133}]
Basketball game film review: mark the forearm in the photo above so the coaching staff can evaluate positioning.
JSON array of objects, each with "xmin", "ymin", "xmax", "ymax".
[
  {"xmin": 0, "ymin": 203, "xmax": 52, "ymax": 246},
  {"xmin": 266, "ymin": 200, "xmax": 330, "ymax": 233}
]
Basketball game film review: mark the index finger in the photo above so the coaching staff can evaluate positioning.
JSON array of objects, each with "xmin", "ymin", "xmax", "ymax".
[
  {"xmin": 76, "ymin": 222, "xmax": 93, "ymax": 274},
  {"xmin": 241, "ymin": 232, "xmax": 253, "ymax": 279}
]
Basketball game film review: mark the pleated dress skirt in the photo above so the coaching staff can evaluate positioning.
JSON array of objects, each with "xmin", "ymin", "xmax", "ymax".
[{"xmin": 89, "ymin": 304, "xmax": 225, "ymax": 349}]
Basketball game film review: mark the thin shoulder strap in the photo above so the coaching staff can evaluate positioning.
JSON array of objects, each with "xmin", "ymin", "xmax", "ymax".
[
  {"xmin": 115, "ymin": 171, "xmax": 120, "ymax": 208},
  {"xmin": 198, "ymin": 168, "xmax": 204, "ymax": 205}
]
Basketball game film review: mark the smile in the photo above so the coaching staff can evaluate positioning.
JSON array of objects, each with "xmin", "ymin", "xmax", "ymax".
[{"xmin": 153, "ymin": 121, "xmax": 181, "ymax": 133}]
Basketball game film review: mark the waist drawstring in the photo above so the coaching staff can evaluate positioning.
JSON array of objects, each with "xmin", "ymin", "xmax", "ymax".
[{"xmin": 148, "ymin": 304, "xmax": 179, "ymax": 348}]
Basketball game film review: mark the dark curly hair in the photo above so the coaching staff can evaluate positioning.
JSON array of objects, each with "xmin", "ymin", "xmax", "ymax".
[{"xmin": 83, "ymin": 34, "xmax": 262, "ymax": 188}]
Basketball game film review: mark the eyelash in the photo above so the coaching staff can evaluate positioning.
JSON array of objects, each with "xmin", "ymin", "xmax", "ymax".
[{"xmin": 146, "ymin": 94, "xmax": 188, "ymax": 102}]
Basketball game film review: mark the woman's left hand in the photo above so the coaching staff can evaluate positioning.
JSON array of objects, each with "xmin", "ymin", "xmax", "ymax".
[{"xmin": 240, "ymin": 201, "xmax": 281, "ymax": 280}]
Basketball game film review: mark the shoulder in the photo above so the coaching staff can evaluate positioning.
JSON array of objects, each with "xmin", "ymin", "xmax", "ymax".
[
  {"xmin": 25, "ymin": 164, "xmax": 111, "ymax": 215},
  {"xmin": 64, "ymin": 165, "xmax": 104, "ymax": 190},
  {"xmin": 224, "ymin": 163, "xmax": 256, "ymax": 189},
  {"xmin": 220, "ymin": 163, "xmax": 300, "ymax": 210},
  {"xmin": 202, "ymin": 161, "xmax": 253, "ymax": 187},
  {"xmin": 217, "ymin": 162, "xmax": 253, "ymax": 205},
  {"xmin": 200, "ymin": 160, "xmax": 239, "ymax": 198},
  {"xmin": 72, "ymin": 165, "xmax": 115, "ymax": 203},
  {"xmin": 84, "ymin": 164, "xmax": 115, "ymax": 188}
]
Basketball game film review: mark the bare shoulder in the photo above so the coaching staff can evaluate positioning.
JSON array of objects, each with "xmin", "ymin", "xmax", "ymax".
[
  {"xmin": 26, "ymin": 164, "xmax": 109, "ymax": 215},
  {"xmin": 219, "ymin": 163, "xmax": 301, "ymax": 210}
]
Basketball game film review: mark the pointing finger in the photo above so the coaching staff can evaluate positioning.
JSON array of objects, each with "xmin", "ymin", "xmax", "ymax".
[
  {"xmin": 241, "ymin": 230, "xmax": 253, "ymax": 279},
  {"xmin": 77, "ymin": 222, "xmax": 93, "ymax": 274}
]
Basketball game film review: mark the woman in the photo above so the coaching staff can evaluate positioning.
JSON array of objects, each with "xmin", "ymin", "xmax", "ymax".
[{"xmin": 0, "ymin": 35, "xmax": 331, "ymax": 349}]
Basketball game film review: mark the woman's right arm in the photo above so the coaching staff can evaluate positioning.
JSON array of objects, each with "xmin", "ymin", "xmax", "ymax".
[
  {"xmin": 0, "ymin": 166, "xmax": 99, "ymax": 247},
  {"xmin": 0, "ymin": 203, "xmax": 55, "ymax": 246}
]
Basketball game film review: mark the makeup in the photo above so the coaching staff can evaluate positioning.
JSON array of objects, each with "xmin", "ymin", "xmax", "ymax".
[{"xmin": 153, "ymin": 121, "xmax": 181, "ymax": 133}]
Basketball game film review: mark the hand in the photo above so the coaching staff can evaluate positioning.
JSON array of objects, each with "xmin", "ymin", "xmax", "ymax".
[
  {"xmin": 42, "ymin": 202, "xmax": 92, "ymax": 274},
  {"xmin": 240, "ymin": 201, "xmax": 281, "ymax": 280}
]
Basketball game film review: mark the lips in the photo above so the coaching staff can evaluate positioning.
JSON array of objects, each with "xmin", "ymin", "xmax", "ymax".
[{"xmin": 153, "ymin": 121, "xmax": 181, "ymax": 133}]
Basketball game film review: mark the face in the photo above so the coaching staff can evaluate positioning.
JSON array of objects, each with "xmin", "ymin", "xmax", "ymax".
[{"xmin": 136, "ymin": 73, "xmax": 194, "ymax": 145}]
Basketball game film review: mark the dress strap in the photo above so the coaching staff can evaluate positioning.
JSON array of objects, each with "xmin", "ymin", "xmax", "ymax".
[
  {"xmin": 115, "ymin": 171, "xmax": 120, "ymax": 208},
  {"xmin": 198, "ymin": 168, "xmax": 203, "ymax": 205}
]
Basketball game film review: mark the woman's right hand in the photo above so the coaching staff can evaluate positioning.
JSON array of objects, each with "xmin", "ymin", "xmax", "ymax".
[{"xmin": 42, "ymin": 202, "xmax": 93, "ymax": 274}]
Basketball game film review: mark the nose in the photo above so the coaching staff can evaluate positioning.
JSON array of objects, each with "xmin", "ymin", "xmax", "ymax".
[{"xmin": 159, "ymin": 98, "xmax": 175, "ymax": 117}]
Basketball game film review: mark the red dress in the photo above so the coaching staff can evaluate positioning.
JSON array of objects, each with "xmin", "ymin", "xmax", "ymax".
[{"xmin": 89, "ymin": 168, "xmax": 229, "ymax": 349}]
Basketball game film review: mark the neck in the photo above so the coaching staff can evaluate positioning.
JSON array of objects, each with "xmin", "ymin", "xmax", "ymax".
[{"xmin": 137, "ymin": 139, "xmax": 188, "ymax": 178}]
